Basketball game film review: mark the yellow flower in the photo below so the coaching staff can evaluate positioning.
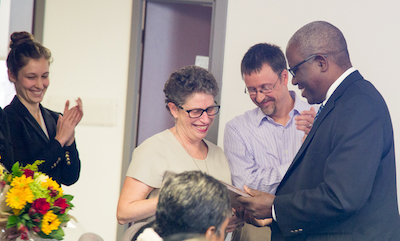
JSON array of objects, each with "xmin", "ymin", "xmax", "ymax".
[
  {"xmin": 41, "ymin": 210, "xmax": 61, "ymax": 235},
  {"xmin": 11, "ymin": 175, "xmax": 33, "ymax": 188},
  {"xmin": 13, "ymin": 209, "xmax": 21, "ymax": 216},
  {"xmin": 41, "ymin": 178, "xmax": 63, "ymax": 197},
  {"xmin": 6, "ymin": 186, "xmax": 34, "ymax": 209},
  {"xmin": 0, "ymin": 165, "xmax": 4, "ymax": 179}
]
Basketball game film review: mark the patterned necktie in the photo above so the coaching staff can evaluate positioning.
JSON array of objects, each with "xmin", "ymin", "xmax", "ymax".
[{"xmin": 314, "ymin": 104, "xmax": 324, "ymax": 122}]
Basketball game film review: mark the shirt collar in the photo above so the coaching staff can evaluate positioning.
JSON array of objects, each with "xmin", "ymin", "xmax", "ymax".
[
  {"xmin": 256, "ymin": 90, "xmax": 307, "ymax": 126},
  {"xmin": 322, "ymin": 67, "xmax": 356, "ymax": 106}
]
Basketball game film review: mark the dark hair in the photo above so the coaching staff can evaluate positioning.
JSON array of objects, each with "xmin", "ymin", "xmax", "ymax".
[
  {"xmin": 164, "ymin": 233, "xmax": 207, "ymax": 241},
  {"xmin": 241, "ymin": 43, "xmax": 286, "ymax": 77},
  {"xmin": 6, "ymin": 31, "xmax": 52, "ymax": 78},
  {"xmin": 153, "ymin": 171, "xmax": 230, "ymax": 238},
  {"xmin": 163, "ymin": 65, "xmax": 219, "ymax": 112}
]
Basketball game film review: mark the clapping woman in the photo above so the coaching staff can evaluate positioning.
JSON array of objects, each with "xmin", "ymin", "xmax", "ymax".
[{"xmin": 4, "ymin": 31, "xmax": 82, "ymax": 186}]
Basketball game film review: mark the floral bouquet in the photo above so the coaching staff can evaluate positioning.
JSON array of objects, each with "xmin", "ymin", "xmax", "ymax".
[{"xmin": 0, "ymin": 161, "xmax": 74, "ymax": 240}]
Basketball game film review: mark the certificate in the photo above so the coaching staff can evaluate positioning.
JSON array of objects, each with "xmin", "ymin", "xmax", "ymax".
[{"xmin": 220, "ymin": 180, "xmax": 251, "ymax": 209}]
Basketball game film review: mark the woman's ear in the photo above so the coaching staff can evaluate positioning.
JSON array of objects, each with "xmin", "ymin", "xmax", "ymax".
[
  {"xmin": 8, "ymin": 70, "xmax": 17, "ymax": 83},
  {"xmin": 168, "ymin": 102, "xmax": 179, "ymax": 119}
]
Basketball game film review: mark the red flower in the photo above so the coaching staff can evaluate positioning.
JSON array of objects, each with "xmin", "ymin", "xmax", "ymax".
[
  {"xmin": 18, "ymin": 223, "xmax": 29, "ymax": 240},
  {"xmin": 54, "ymin": 198, "xmax": 69, "ymax": 214},
  {"xmin": 18, "ymin": 223, "xmax": 28, "ymax": 233},
  {"xmin": 28, "ymin": 207, "xmax": 36, "ymax": 216},
  {"xmin": 20, "ymin": 232, "xmax": 28, "ymax": 240},
  {"xmin": 33, "ymin": 226, "xmax": 41, "ymax": 233},
  {"xmin": 32, "ymin": 198, "xmax": 50, "ymax": 215},
  {"xmin": 48, "ymin": 186, "xmax": 58, "ymax": 197},
  {"xmin": 22, "ymin": 169, "xmax": 34, "ymax": 178}
]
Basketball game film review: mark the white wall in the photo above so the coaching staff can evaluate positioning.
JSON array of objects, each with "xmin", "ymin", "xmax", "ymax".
[
  {"xmin": 42, "ymin": 1, "xmax": 132, "ymax": 240},
  {"xmin": 0, "ymin": 0, "xmax": 11, "ymax": 59},
  {"xmin": 218, "ymin": 0, "xmax": 400, "ymax": 203}
]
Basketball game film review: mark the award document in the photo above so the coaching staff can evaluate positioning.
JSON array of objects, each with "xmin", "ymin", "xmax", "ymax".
[{"xmin": 220, "ymin": 180, "xmax": 252, "ymax": 208}]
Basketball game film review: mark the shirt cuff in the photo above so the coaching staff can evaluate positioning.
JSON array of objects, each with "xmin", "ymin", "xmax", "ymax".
[{"xmin": 272, "ymin": 204, "xmax": 277, "ymax": 221}]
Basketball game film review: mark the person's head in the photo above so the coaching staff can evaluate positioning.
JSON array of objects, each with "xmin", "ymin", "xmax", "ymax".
[
  {"xmin": 241, "ymin": 43, "xmax": 291, "ymax": 117},
  {"xmin": 154, "ymin": 171, "xmax": 230, "ymax": 241},
  {"xmin": 164, "ymin": 233, "xmax": 208, "ymax": 241},
  {"xmin": 286, "ymin": 21, "xmax": 352, "ymax": 104},
  {"xmin": 164, "ymin": 66, "xmax": 220, "ymax": 141},
  {"xmin": 6, "ymin": 31, "xmax": 52, "ymax": 107}
]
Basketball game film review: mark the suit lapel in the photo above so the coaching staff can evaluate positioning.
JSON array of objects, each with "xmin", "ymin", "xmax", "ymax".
[
  {"xmin": 278, "ymin": 71, "xmax": 364, "ymax": 188},
  {"xmin": 11, "ymin": 97, "xmax": 50, "ymax": 144},
  {"xmin": 40, "ymin": 105, "xmax": 56, "ymax": 138}
]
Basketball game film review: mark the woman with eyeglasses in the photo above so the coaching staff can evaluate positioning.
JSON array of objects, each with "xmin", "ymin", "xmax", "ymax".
[{"xmin": 117, "ymin": 65, "xmax": 242, "ymax": 240}]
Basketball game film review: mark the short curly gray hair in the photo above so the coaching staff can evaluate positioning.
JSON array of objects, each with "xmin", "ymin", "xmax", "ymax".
[{"xmin": 163, "ymin": 65, "xmax": 219, "ymax": 112}]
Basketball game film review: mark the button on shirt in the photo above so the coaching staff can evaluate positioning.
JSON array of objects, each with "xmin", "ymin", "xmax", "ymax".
[{"xmin": 224, "ymin": 91, "xmax": 316, "ymax": 194}]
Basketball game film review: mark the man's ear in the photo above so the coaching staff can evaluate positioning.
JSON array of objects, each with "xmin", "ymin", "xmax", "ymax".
[
  {"xmin": 8, "ymin": 70, "xmax": 17, "ymax": 83},
  {"xmin": 205, "ymin": 226, "xmax": 217, "ymax": 240},
  {"xmin": 281, "ymin": 69, "xmax": 289, "ymax": 86},
  {"xmin": 168, "ymin": 102, "xmax": 179, "ymax": 119},
  {"xmin": 315, "ymin": 54, "xmax": 328, "ymax": 72}
]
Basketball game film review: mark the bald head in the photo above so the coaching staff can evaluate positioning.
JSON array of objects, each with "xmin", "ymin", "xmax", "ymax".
[{"xmin": 287, "ymin": 21, "xmax": 352, "ymax": 70}]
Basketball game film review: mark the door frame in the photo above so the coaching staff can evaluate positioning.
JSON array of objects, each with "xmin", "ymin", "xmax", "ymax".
[{"xmin": 117, "ymin": 0, "xmax": 228, "ymax": 239}]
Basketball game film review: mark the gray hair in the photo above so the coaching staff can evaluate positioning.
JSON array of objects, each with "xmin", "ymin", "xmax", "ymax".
[
  {"xmin": 288, "ymin": 21, "xmax": 351, "ymax": 69},
  {"xmin": 154, "ymin": 171, "xmax": 230, "ymax": 238},
  {"xmin": 163, "ymin": 65, "xmax": 219, "ymax": 112}
]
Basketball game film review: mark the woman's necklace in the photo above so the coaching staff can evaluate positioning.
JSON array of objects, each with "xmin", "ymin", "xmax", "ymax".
[{"xmin": 175, "ymin": 125, "xmax": 209, "ymax": 174}]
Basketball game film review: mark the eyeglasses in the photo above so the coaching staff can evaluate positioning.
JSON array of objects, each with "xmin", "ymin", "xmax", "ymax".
[
  {"xmin": 178, "ymin": 105, "xmax": 220, "ymax": 118},
  {"xmin": 288, "ymin": 54, "xmax": 327, "ymax": 78},
  {"xmin": 245, "ymin": 72, "xmax": 282, "ymax": 97}
]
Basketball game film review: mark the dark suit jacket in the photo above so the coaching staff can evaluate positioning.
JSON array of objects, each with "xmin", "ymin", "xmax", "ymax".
[
  {"xmin": 0, "ymin": 107, "xmax": 13, "ymax": 167},
  {"xmin": 4, "ymin": 96, "xmax": 80, "ymax": 185},
  {"xmin": 271, "ymin": 71, "xmax": 400, "ymax": 240}
]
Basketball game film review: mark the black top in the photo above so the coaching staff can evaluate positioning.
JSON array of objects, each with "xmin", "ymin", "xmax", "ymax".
[
  {"xmin": 0, "ymin": 107, "xmax": 13, "ymax": 170},
  {"xmin": 4, "ymin": 96, "xmax": 80, "ymax": 185}
]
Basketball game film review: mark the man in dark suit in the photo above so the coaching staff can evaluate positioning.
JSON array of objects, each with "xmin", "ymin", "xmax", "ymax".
[{"xmin": 237, "ymin": 21, "xmax": 400, "ymax": 240}]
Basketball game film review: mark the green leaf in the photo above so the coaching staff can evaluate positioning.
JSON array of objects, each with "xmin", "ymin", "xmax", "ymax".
[
  {"xmin": 58, "ymin": 213, "xmax": 70, "ymax": 223},
  {"xmin": 63, "ymin": 195, "xmax": 74, "ymax": 202},
  {"xmin": 21, "ymin": 213, "xmax": 30, "ymax": 220},
  {"xmin": 11, "ymin": 162, "xmax": 23, "ymax": 176},
  {"xmin": 52, "ymin": 206, "xmax": 61, "ymax": 213},
  {"xmin": 51, "ymin": 227, "xmax": 65, "ymax": 240},
  {"xmin": 6, "ymin": 215, "xmax": 19, "ymax": 228},
  {"xmin": 26, "ymin": 222, "xmax": 34, "ymax": 228},
  {"xmin": 38, "ymin": 227, "xmax": 65, "ymax": 240}
]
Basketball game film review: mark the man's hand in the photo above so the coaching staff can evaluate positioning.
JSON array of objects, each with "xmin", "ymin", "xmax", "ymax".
[
  {"xmin": 225, "ymin": 213, "xmax": 245, "ymax": 233},
  {"xmin": 295, "ymin": 107, "xmax": 316, "ymax": 135},
  {"xmin": 244, "ymin": 211, "xmax": 273, "ymax": 227},
  {"xmin": 237, "ymin": 185, "xmax": 275, "ymax": 220}
]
